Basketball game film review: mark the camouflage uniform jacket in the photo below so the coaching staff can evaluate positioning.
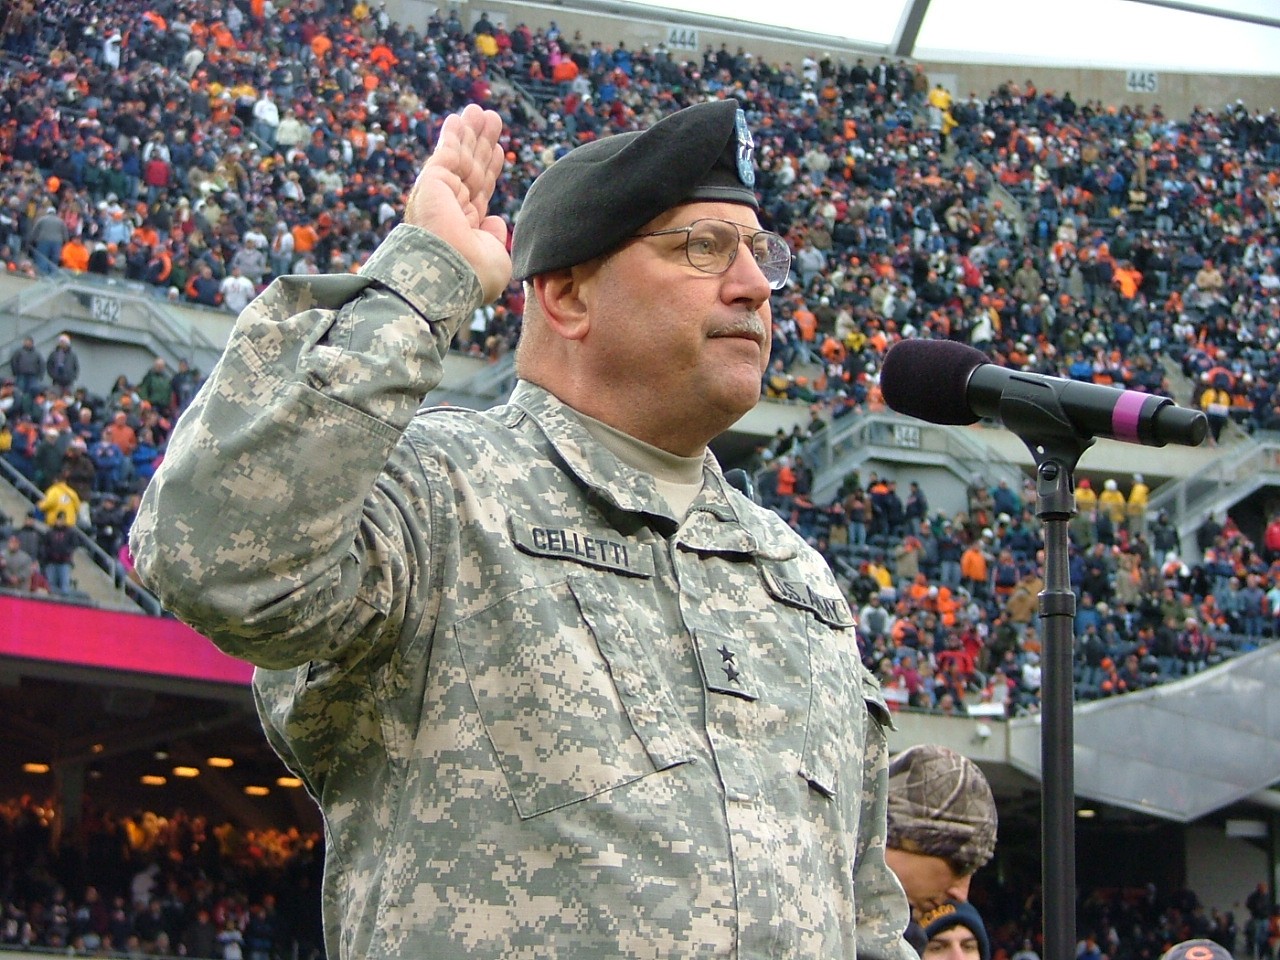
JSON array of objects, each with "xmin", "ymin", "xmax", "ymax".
[{"xmin": 132, "ymin": 225, "xmax": 914, "ymax": 960}]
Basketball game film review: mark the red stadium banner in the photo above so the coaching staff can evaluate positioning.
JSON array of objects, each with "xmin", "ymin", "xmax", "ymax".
[{"xmin": 0, "ymin": 595, "xmax": 253, "ymax": 685}]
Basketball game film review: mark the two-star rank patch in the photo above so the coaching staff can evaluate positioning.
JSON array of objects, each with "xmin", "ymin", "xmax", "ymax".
[{"xmin": 696, "ymin": 631, "xmax": 758, "ymax": 701}]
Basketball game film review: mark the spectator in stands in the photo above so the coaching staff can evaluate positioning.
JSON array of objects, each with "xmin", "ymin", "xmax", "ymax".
[
  {"xmin": 62, "ymin": 439, "xmax": 96, "ymax": 508},
  {"xmin": 71, "ymin": 405, "xmax": 101, "ymax": 447},
  {"xmin": 859, "ymin": 592, "xmax": 896, "ymax": 641},
  {"xmin": 45, "ymin": 334, "xmax": 80, "ymax": 397},
  {"xmin": 101, "ymin": 410, "xmax": 138, "ymax": 458},
  {"xmin": 886, "ymin": 744, "xmax": 997, "ymax": 923},
  {"xmin": 960, "ymin": 530, "xmax": 993, "ymax": 601},
  {"xmin": 185, "ymin": 262, "xmax": 224, "ymax": 307},
  {"xmin": 130, "ymin": 427, "xmax": 162, "ymax": 487},
  {"xmin": 917, "ymin": 899, "xmax": 991, "ymax": 960},
  {"xmin": 27, "ymin": 205, "xmax": 68, "ymax": 274},
  {"xmin": 91, "ymin": 493, "xmax": 129, "ymax": 557},
  {"xmin": 168, "ymin": 359, "xmax": 202, "ymax": 416},
  {"xmin": 37, "ymin": 467, "xmax": 80, "ymax": 528},
  {"xmin": 1127, "ymin": 473, "xmax": 1150, "ymax": 535},
  {"xmin": 179, "ymin": 907, "xmax": 218, "ymax": 960},
  {"xmin": 38, "ymin": 512, "xmax": 77, "ymax": 594},
  {"xmin": 60, "ymin": 233, "xmax": 90, "ymax": 273},
  {"xmin": 1098, "ymin": 479, "xmax": 1127, "ymax": 530},
  {"xmin": 0, "ymin": 532, "xmax": 35, "ymax": 591},
  {"xmin": 8, "ymin": 336, "xmax": 43, "ymax": 396},
  {"xmin": 32, "ymin": 424, "xmax": 70, "ymax": 490},
  {"xmin": 136, "ymin": 359, "xmax": 173, "ymax": 415},
  {"xmin": 216, "ymin": 915, "xmax": 245, "ymax": 960},
  {"xmin": 991, "ymin": 478, "xmax": 1021, "ymax": 518},
  {"xmin": 90, "ymin": 435, "xmax": 128, "ymax": 495},
  {"xmin": 220, "ymin": 264, "xmax": 257, "ymax": 314}
]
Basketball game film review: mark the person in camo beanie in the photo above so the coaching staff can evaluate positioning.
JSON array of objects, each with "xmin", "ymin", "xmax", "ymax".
[{"xmin": 885, "ymin": 743, "xmax": 998, "ymax": 951}]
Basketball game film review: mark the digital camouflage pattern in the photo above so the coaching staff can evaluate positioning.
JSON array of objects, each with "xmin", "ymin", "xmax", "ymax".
[{"xmin": 132, "ymin": 225, "xmax": 916, "ymax": 960}]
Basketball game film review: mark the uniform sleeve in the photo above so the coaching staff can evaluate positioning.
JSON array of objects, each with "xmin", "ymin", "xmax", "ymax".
[
  {"xmin": 853, "ymin": 700, "xmax": 918, "ymax": 960},
  {"xmin": 129, "ymin": 224, "xmax": 484, "ymax": 670}
]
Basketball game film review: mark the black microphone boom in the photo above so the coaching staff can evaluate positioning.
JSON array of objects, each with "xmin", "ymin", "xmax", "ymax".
[{"xmin": 880, "ymin": 339, "xmax": 1208, "ymax": 447}]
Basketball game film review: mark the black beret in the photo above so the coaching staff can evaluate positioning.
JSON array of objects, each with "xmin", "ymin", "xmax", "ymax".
[{"xmin": 511, "ymin": 99, "xmax": 759, "ymax": 281}]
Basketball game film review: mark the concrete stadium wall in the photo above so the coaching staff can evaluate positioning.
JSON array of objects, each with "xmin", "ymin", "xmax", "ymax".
[{"xmin": 1186, "ymin": 822, "xmax": 1270, "ymax": 932}]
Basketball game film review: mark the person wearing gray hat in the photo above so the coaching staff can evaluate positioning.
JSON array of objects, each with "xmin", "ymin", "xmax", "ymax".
[
  {"xmin": 132, "ymin": 102, "xmax": 913, "ymax": 960},
  {"xmin": 886, "ymin": 744, "xmax": 998, "ymax": 918}
]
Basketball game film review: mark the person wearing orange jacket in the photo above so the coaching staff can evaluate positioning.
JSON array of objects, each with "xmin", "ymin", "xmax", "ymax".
[
  {"xmin": 60, "ymin": 235, "xmax": 90, "ymax": 272},
  {"xmin": 290, "ymin": 219, "xmax": 319, "ymax": 257},
  {"xmin": 774, "ymin": 458, "xmax": 797, "ymax": 502},
  {"xmin": 144, "ymin": 245, "xmax": 173, "ymax": 287},
  {"xmin": 369, "ymin": 41, "xmax": 397, "ymax": 73},
  {"xmin": 960, "ymin": 532, "xmax": 992, "ymax": 601},
  {"xmin": 551, "ymin": 57, "xmax": 578, "ymax": 89},
  {"xmin": 1112, "ymin": 260, "xmax": 1143, "ymax": 300},
  {"xmin": 309, "ymin": 31, "xmax": 333, "ymax": 60}
]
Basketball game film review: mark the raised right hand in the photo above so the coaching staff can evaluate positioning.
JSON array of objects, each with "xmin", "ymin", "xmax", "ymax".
[{"xmin": 404, "ymin": 104, "xmax": 511, "ymax": 303}]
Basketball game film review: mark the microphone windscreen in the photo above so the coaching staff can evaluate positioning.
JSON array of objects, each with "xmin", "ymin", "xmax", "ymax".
[{"xmin": 880, "ymin": 339, "xmax": 988, "ymax": 426}]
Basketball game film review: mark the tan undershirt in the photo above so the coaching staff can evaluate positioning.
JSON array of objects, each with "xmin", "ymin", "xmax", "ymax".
[{"xmin": 571, "ymin": 410, "xmax": 706, "ymax": 520}]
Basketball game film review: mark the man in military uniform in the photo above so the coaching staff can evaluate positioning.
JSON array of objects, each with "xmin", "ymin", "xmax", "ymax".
[
  {"xmin": 131, "ymin": 101, "xmax": 914, "ymax": 959},
  {"xmin": 886, "ymin": 744, "xmax": 998, "ymax": 921}
]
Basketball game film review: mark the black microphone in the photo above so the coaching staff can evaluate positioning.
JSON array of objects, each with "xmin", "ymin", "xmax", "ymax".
[{"xmin": 880, "ymin": 339, "xmax": 1208, "ymax": 447}]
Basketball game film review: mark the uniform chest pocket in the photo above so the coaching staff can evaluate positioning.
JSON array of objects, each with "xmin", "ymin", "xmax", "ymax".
[
  {"xmin": 454, "ymin": 576, "xmax": 693, "ymax": 819},
  {"xmin": 754, "ymin": 566, "xmax": 876, "ymax": 801},
  {"xmin": 799, "ymin": 640, "xmax": 894, "ymax": 803}
]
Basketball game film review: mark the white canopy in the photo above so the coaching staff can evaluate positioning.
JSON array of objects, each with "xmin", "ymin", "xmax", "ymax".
[{"xmin": 607, "ymin": 0, "xmax": 1280, "ymax": 76}]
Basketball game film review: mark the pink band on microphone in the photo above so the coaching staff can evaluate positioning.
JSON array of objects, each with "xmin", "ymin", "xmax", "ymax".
[{"xmin": 1112, "ymin": 391, "xmax": 1147, "ymax": 442}]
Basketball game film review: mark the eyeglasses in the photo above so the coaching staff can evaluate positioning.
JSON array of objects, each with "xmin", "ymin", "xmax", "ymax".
[{"xmin": 633, "ymin": 218, "xmax": 792, "ymax": 290}]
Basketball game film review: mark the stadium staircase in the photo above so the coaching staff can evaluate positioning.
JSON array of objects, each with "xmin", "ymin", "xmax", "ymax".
[
  {"xmin": 784, "ymin": 409, "xmax": 1025, "ymax": 504},
  {"xmin": 1145, "ymin": 435, "xmax": 1280, "ymax": 550},
  {"xmin": 0, "ymin": 464, "xmax": 156, "ymax": 613}
]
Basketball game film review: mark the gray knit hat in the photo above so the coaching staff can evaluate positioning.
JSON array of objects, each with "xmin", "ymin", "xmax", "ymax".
[{"xmin": 886, "ymin": 744, "xmax": 997, "ymax": 874}]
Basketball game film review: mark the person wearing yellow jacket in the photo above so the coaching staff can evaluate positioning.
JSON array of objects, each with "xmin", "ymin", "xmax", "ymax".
[
  {"xmin": 1098, "ymin": 478, "xmax": 1127, "ymax": 528},
  {"xmin": 1074, "ymin": 477, "xmax": 1098, "ymax": 516},
  {"xmin": 38, "ymin": 473, "xmax": 81, "ymax": 527},
  {"xmin": 1126, "ymin": 473, "xmax": 1150, "ymax": 534}
]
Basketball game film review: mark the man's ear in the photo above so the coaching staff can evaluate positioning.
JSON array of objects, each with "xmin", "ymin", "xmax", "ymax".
[{"xmin": 531, "ymin": 268, "xmax": 591, "ymax": 341}]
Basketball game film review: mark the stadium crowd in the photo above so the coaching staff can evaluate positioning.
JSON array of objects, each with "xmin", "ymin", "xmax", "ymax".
[
  {"xmin": 0, "ymin": 791, "xmax": 1260, "ymax": 960},
  {"xmin": 1, "ymin": 0, "xmax": 1279, "ymax": 957}
]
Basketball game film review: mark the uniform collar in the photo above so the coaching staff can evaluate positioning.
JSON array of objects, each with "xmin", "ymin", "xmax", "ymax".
[
  {"xmin": 505, "ymin": 381, "xmax": 797, "ymax": 560},
  {"xmin": 505, "ymin": 381, "xmax": 735, "ymax": 515}
]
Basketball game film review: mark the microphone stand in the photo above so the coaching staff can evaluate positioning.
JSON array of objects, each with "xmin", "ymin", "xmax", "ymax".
[{"xmin": 996, "ymin": 390, "xmax": 1095, "ymax": 960}]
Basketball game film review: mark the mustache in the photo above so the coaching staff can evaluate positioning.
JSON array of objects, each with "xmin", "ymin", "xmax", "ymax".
[{"xmin": 711, "ymin": 314, "xmax": 767, "ymax": 343}]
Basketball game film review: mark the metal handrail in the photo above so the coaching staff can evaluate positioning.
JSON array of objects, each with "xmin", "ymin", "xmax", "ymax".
[
  {"xmin": 1145, "ymin": 433, "xmax": 1280, "ymax": 554},
  {"xmin": 785, "ymin": 410, "xmax": 1025, "ymax": 503},
  {"xmin": 3, "ymin": 271, "xmax": 225, "ymax": 354}
]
